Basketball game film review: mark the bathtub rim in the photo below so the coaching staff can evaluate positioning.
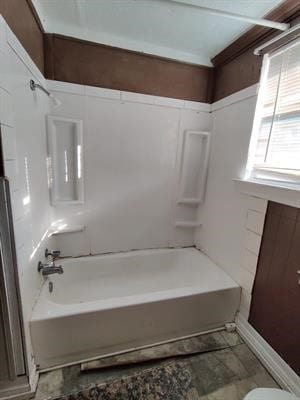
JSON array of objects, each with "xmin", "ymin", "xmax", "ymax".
[
  {"xmin": 31, "ymin": 285, "xmax": 239, "ymax": 321},
  {"xmin": 31, "ymin": 247, "xmax": 239, "ymax": 321}
]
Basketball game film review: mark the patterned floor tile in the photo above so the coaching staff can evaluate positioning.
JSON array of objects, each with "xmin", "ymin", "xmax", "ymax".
[
  {"xmin": 34, "ymin": 331, "xmax": 279, "ymax": 400},
  {"xmin": 81, "ymin": 331, "xmax": 230, "ymax": 371}
]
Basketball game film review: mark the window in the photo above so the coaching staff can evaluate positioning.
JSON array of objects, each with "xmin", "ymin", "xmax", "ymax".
[{"xmin": 246, "ymin": 39, "xmax": 300, "ymax": 185}]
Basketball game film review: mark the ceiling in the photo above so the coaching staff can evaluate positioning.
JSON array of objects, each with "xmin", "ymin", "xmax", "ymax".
[{"xmin": 32, "ymin": 0, "xmax": 284, "ymax": 66}]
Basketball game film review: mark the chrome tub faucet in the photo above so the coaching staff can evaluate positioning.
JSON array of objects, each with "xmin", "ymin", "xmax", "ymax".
[
  {"xmin": 38, "ymin": 262, "xmax": 64, "ymax": 276},
  {"xmin": 38, "ymin": 249, "xmax": 63, "ymax": 276},
  {"xmin": 45, "ymin": 248, "xmax": 61, "ymax": 260}
]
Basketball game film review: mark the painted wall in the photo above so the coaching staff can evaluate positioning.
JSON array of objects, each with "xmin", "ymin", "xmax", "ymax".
[
  {"xmin": 0, "ymin": 18, "xmax": 54, "ymax": 381},
  {"xmin": 195, "ymin": 85, "xmax": 267, "ymax": 319},
  {"xmin": 47, "ymin": 81, "xmax": 211, "ymax": 257}
]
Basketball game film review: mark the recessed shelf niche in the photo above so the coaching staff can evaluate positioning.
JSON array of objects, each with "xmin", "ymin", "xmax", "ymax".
[
  {"xmin": 174, "ymin": 130, "xmax": 210, "ymax": 230},
  {"xmin": 177, "ymin": 130, "xmax": 210, "ymax": 205},
  {"xmin": 47, "ymin": 115, "xmax": 84, "ymax": 206}
]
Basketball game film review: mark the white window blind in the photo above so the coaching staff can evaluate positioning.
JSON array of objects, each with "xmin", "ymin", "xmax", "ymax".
[{"xmin": 248, "ymin": 39, "xmax": 300, "ymax": 183}]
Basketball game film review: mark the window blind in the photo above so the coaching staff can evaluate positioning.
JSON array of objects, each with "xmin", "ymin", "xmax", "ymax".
[{"xmin": 251, "ymin": 39, "xmax": 300, "ymax": 182}]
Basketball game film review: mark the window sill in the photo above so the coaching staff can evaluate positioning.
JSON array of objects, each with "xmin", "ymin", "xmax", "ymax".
[{"xmin": 234, "ymin": 178, "xmax": 300, "ymax": 208}]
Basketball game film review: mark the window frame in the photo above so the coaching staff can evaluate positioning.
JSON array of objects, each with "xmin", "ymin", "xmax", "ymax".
[{"xmin": 245, "ymin": 38, "xmax": 300, "ymax": 186}]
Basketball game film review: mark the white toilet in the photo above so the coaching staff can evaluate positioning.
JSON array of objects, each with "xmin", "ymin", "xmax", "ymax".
[{"xmin": 245, "ymin": 388, "xmax": 299, "ymax": 400}]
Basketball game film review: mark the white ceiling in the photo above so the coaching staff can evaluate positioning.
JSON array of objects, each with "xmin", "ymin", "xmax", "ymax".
[{"xmin": 32, "ymin": 0, "xmax": 284, "ymax": 66}]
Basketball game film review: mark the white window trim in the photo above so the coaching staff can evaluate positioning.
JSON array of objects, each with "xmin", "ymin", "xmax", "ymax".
[
  {"xmin": 242, "ymin": 38, "xmax": 300, "ymax": 197},
  {"xmin": 234, "ymin": 178, "xmax": 300, "ymax": 209},
  {"xmin": 245, "ymin": 54, "xmax": 271, "ymax": 181}
]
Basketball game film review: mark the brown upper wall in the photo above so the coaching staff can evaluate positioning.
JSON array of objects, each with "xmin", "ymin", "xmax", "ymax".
[
  {"xmin": 1, "ymin": 0, "xmax": 299, "ymax": 102},
  {"xmin": 34, "ymin": 0, "xmax": 300, "ymax": 103},
  {"xmin": 44, "ymin": 34, "xmax": 214, "ymax": 103},
  {"xmin": 0, "ymin": 0, "xmax": 44, "ymax": 73},
  {"xmin": 213, "ymin": 47, "xmax": 261, "ymax": 102},
  {"xmin": 212, "ymin": 0, "xmax": 300, "ymax": 102},
  {"xmin": 0, "ymin": 0, "xmax": 214, "ymax": 102}
]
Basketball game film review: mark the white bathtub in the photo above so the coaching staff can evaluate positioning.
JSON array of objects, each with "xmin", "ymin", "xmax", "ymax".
[{"xmin": 30, "ymin": 248, "xmax": 240, "ymax": 370}]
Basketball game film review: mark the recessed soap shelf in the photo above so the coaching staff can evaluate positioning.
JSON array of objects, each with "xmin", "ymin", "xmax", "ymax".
[
  {"xmin": 50, "ymin": 225, "xmax": 85, "ymax": 236},
  {"xmin": 47, "ymin": 115, "xmax": 84, "ymax": 206},
  {"xmin": 177, "ymin": 130, "xmax": 210, "ymax": 206},
  {"xmin": 174, "ymin": 130, "xmax": 210, "ymax": 229}
]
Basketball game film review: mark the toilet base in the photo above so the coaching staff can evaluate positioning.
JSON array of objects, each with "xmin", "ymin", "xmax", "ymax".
[{"xmin": 244, "ymin": 388, "xmax": 299, "ymax": 400}]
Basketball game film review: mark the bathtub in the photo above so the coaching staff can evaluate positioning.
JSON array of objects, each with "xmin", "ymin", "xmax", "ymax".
[{"xmin": 30, "ymin": 248, "xmax": 240, "ymax": 370}]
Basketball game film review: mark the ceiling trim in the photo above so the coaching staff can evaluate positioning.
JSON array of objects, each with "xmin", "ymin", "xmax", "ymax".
[{"xmin": 212, "ymin": 0, "xmax": 300, "ymax": 68}]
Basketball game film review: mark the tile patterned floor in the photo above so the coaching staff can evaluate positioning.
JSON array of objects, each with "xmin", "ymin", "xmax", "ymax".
[
  {"xmin": 35, "ymin": 331, "xmax": 279, "ymax": 400},
  {"xmin": 81, "ymin": 330, "xmax": 242, "ymax": 371}
]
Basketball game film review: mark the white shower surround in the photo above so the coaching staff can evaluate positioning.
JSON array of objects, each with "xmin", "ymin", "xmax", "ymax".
[
  {"xmin": 195, "ymin": 84, "xmax": 264, "ymax": 320},
  {"xmin": 31, "ymin": 248, "xmax": 240, "ymax": 370},
  {"xmin": 0, "ymin": 17, "xmax": 55, "ymax": 385},
  {"xmin": 47, "ymin": 80, "xmax": 212, "ymax": 257}
]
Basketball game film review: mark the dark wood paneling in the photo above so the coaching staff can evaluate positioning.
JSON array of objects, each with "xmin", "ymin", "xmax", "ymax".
[
  {"xmin": 0, "ymin": 0, "xmax": 44, "ymax": 73},
  {"xmin": 213, "ymin": 48, "xmax": 262, "ymax": 102},
  {"xmin": 249, "ymin": 202, "xmax": 300, "ymax": 375},
  {"xmin": 1, "ymin": 1, "xmax": 298, "ymax": 102},
  {"xmin": 212, "ymin": 0, "xmax": 300, "ymax": 101},
  {"xmin": 44, "ymin": 34, "xmax": 214, "ymax": 103}
]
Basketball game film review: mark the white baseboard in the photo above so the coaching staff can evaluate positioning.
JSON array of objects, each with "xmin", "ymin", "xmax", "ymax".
[{"xmin": 236, "ymin": 313, "xmax": 300, "ymax": 397}]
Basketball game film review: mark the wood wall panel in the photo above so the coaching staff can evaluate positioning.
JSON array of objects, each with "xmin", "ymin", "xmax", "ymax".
[
  {"xmin": 213, "ymin": 48, "xmax": 262, "ymax": 102},
  {"xmin": 0, "ymin": 1, "xmax": 299, "ymax": 103},
  {"xmin": 44, "ymin": 34, "xmax": 214, "ymax": 103},
  {"xmin": 249, "ymin": 202, "xmax": 300, "ymax": 375},
  {"xmin": 0, "ymin": 0, "xmax": 44, "ymax": 73}
]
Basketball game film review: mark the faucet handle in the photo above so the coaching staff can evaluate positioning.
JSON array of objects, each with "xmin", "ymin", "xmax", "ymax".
[
  {"xmin": 45, "ymin": 248, "xmax": 61, "ymax": 259},
  {"xmin": 37, "ymin": 261, "xmax": 45, "ymax": 272},
  {"xmin": 52, "ymin": 250, "xmax": 61, "ymax": 259},
  {"xmin": 57, "ymin": 265, "xmax": 64, "ymax": 274}
]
